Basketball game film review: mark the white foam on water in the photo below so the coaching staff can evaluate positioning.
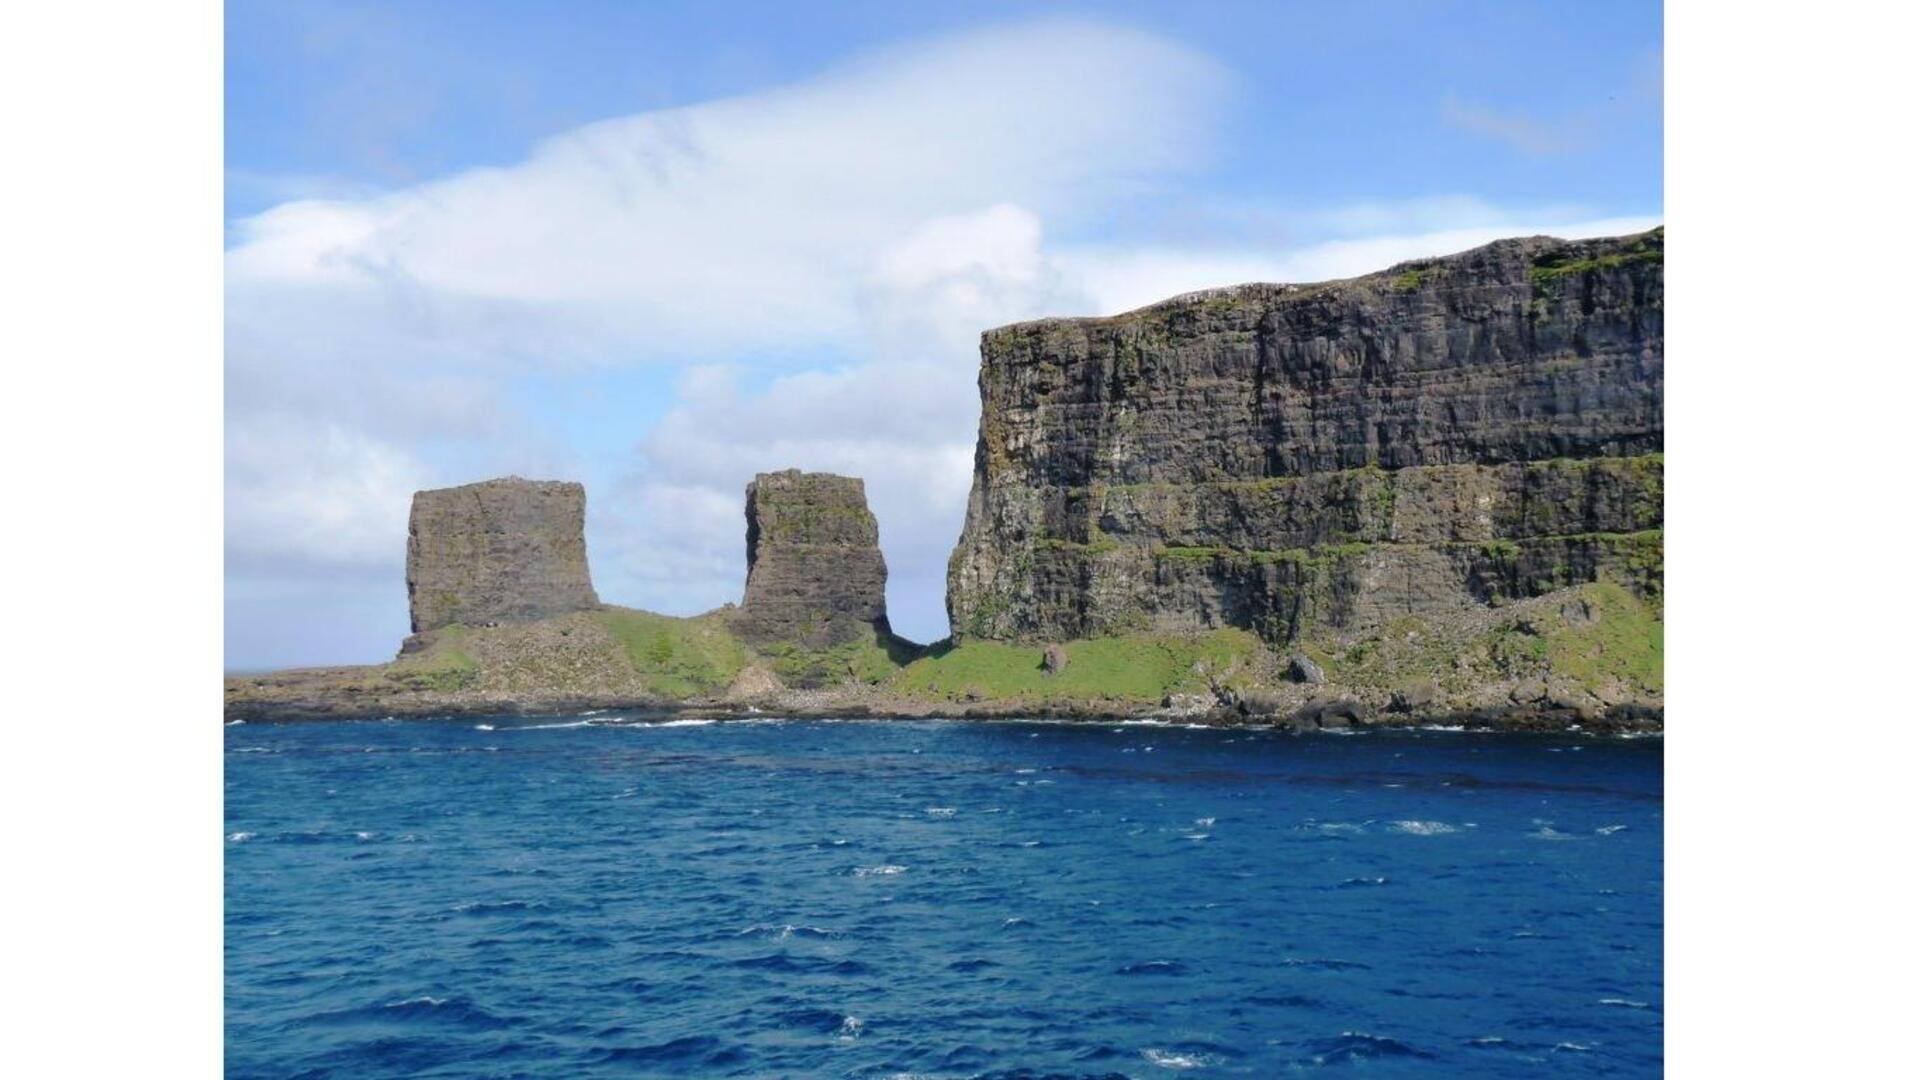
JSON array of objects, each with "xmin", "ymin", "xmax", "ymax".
[
  {"xmin": 1183, "ymin": 833, "xmax": 1211, "ymax": 841},
  {"xmin": 227, "ymin": 832, "xmax": 253, "ymax": 843},
  {"xmin": 1389, "ymin": 820, "xmax": 1460, "ymax": 836},
  {"xmin": 1194, "ymin": 817, "xmax": 1215, "ymax": 826},
  {"xmin": 473, "ymin": 723, "xmax": 495, "ymax": 731},
  {"xmin": 225, "ymin": 719, "xmax": 245, "ymax": 726},
  {"xmin": 1143, "ymin": 1048, "xmax": 1209, "ymax": 1068},
  {"xmin": 924, "ymin": 807, "xmax": 956, "ymax": 817},
  {"xmin": 1596, "ymin": 824, "xmax": 1628, "ymax": 835},
  {"xmin": 650, "ymin": 718, "xmax": 717, "ymax": 727},
  {"xmin": 853, "ymin": 865, "xmax": 907, "ymax": 877},
  {"xmin": 837, "ymin": 1015, "xmax": 863, "ymax": 1039},
  {"xmin": 518, "ymin": 719, "xmax": 595, "ymax": 730},
  {"xmin": 1599, "ymin": 997, "xmax": 1650, "ymax": 1009}
]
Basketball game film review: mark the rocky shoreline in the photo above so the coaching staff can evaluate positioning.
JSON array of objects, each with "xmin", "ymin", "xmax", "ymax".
[{"xmin": 224, "ymin": 675, "xmax": 1661, "ymax": 734}]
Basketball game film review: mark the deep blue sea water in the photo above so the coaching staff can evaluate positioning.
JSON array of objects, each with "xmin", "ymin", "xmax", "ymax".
[{"xmin": 226, "ymin": 717, "xmax": 1662, "ymax": 1077}]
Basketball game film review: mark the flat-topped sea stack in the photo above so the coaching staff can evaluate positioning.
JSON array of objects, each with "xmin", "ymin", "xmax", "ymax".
[
  {"xmin": 406, "ymin": 477, "xmax": 601, "ymax": 633},
  {"xmin": 947, "ymin": 228, "xmax": 1663, "ymax": 645},
  {"xmin": 733, "ymin": 470, "xmax": 892, "ymax": 649}
]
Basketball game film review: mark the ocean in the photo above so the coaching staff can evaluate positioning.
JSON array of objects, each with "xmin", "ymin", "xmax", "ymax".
[{"xmin": 225, "ymin": 717, "xmax": 1662, "ymax": 1077}]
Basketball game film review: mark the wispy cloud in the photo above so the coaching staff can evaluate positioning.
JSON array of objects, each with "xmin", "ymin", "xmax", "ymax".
[{"xmin": 1441, "ymin": 48, "xmax": 1662, "ymax": 157}]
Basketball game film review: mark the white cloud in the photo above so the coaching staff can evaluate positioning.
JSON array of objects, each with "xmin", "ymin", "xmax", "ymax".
[{"xmin": 225, "ymin": 416, "xmax": 428, "ymax": 574}]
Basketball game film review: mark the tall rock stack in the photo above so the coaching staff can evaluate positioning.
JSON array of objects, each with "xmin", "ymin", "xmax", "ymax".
[
  {"xmin": 405, "ymin": 477, "xmax": 601, "ymax": 633},
  {"xmin": 947, "ymin": 228, "xmax": 1664, "ymax": 644},
  {"xmin": 734, "ymin": 470, "xmax": 891, "ymax": 649}
]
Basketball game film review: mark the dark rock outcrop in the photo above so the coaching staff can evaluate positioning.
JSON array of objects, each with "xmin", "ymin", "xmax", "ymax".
[
  {"xmin": 406, "ymin": 477, "xmax": 600, "ymax": 633},
  {"xmin": 1042, "ymin": 644, "xmax": 1069, "ymax": 676},
  {"xmin": 947, "ymin": 229, "xmax": 1663, "ymax": 644},
  {"xmin": 732, "ymin": 470, "xmax": 891, "ymax": 649}
]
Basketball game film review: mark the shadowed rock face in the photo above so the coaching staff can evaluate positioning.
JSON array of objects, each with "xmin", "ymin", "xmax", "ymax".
[
  {"xmin": 734, "ymin": 470, "xmax": 890, "ymax": 649},
  {"xmin": 947, "ymin": 228, "xmax": 1664, "ymax": 644},
  {"xmin": 406, "ymin": 477, "xmax": 600, "ymax": 633}
]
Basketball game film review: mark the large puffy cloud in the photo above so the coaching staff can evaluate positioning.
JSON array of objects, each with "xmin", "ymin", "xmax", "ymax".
[{"xmin": 225, "ymin": 17, "xmax": 1659, "ymax": 664}]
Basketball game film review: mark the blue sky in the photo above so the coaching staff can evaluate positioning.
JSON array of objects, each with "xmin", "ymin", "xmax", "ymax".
[{"xmin": 224, "ymin": 1, "xmax": 1662, "ymax": 669}]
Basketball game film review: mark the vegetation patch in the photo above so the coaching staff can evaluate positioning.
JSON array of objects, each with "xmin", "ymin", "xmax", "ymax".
[
  {"xmin": 384, "ymin": 630, "xmax": 480, "ymax": 692},
  {"xmin": 1311, "ymin": 581, "xmax": 1662, "ymax": 697},
  {"xmin": 1541, "ymin": 581, "xmax": 1663, "ymax": 693},
  {"xmin": 1530, "ymin": 230, "xmax": 1664, "ymax": 284},
  {"xmin": 889, "ymin": 629, "xmax": 1264, "ymax": 703},
  {"xmin": 598, "ymin": 609, "xmax": 748, "ymax": 698},
  {"xmin": 757, "ymin": 630, "xmax": 921, "ymax": 688}
]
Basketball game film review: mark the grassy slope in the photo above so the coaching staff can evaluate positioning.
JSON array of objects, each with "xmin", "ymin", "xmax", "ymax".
[
  {"xmin": 597, "ymin": 608, "xmax": 749, "ymax": 697},
  {"xmin": 886, "ymin": 629, "xmax": 1265, "ymax": 702},
  {"xmin": 336, "ymin": 580, "xmax": 1659, "ymax": 708},
  {"xmin": 1300, "ymin": 581, "xmax": 1662, "ymax": 698}
]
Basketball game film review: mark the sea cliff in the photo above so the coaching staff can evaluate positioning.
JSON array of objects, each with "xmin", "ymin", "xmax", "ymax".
[{"xmin": 226, "ymin": 231, "xmax": 1663, "ymax": 731}]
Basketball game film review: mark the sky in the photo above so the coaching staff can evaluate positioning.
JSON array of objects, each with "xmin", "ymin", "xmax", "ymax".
[{"xmin": 224, "ymin": 0, "xmax": 1663, "ymax": 670}]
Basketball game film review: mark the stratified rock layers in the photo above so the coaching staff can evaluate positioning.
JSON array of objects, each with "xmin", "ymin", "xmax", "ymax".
[
  {"xmin": 406, "ymin": 477, "xmax": 600, "ymax": 633},
  {"xmin": 734, "ymin": 470, "xmax": 891, "ymax": 648},
  {"xmin": 947, "ymin": 229, "xmax": 1664, "ymax": 643}
]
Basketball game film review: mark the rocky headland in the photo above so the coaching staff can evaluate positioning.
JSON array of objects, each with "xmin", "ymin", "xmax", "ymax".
[{"xmin": 226, "ymin": 229, "xmax": 1663, "ymax": 732}]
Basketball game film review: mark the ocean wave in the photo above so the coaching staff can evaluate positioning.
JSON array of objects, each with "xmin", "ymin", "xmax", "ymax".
[
  {"xmin": 303, "ymin": 994, "xmax": 512, "ymax": 1032},
  {"xmin": 1292, "ymin": 1031, "xmax": 1433, "ymax": 1064},
  {"xmin": 1281, "ymin": 957, "xmax": 1372, "ymax": 971},
  {"xmin": 1300, "ymin": 821, "xmax": 1367, "ymax": 837},
  {"xmin": 1116, "ymin": 960, "xmax": 1187, "ymax": 976},
  {"xmin": 1596, "ymin": 824, "xmax": 1629, "ymax": 835},
  {"xmin": 596, "ymin": 1034, "xmax": 747, "ymax": 1068},
  {"xmin": 924, "ymin": 807, "xmax": 957, "ymax": 817},
  {"xmin": 227, "ymin": 831, "xmax": 253, "ymax": 843},
  {"xmin": 732, "ymin": 953, "xmax": 871, "ymax": 976},
  {"xmin": 737, "ymin": 923, "xmax": 839, "ymax": 941},
  {"xmin": 1143, "ymin": 1047, "xmax": 1210, "ymax": 1068},
  {"xmin": 1599, "ymin": 996, "xmax": 1651, "ymax": 1009},
  {"xmin": 852, "ymin": 864, "xmax": 907, "ymax": 876},
  {"xmin": 1389, "ymin": 820, "xmax": 1459, "ymax": 836}
]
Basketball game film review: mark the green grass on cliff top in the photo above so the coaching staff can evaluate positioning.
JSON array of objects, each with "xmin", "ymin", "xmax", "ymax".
[
  {"xmin": 599, "ymin": 608, "xmax": 748, "ymax": 697},
  {"xmin": 888, "ymin": 629, "xmax": 1263, "ymax": 702}
]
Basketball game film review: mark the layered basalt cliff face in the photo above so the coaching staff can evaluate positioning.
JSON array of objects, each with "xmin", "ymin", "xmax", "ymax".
[
  {"xmin": 406, "ymin": 477, "xmax": 600, "ymax": 633},
  {"xmin": 732, "ymin": 470, "xmax": 892, "ymax": 649},
  {"xmin": 947, "ymin": 229, "xmax": 1663, "ymax": 644}
]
